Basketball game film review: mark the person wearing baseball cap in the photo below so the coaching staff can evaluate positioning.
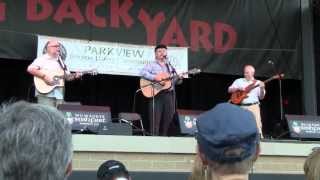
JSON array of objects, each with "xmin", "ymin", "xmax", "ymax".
[{"xmin": 191, "ymin": 102, "xmax": 261, "ymax": 180}]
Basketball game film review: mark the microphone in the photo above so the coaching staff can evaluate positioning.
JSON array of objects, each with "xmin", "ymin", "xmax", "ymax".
[
  {"xmin": 268, "ymin": 59, "xmax": 277, "ymax": 75},
  {"xmin": 57, "ymin": 54, "xmax": 62, "ymax": 63},
  {"xmin": 268, "ymin": 60, "xmax": 274, "ymax": 65},
  {"xmin": 57, "ymin": 54, "xmax": 67, "ymax": 70},
  {"xmin": 168, "ymin": 62, "xmax": 177, "ymax": 74},
  {"xmin": 268, "ymin": 59, "xmax": 283, "ymax": 79},
  {"xmin": 268, "ymin": 59, "xmax": 279, "ymax": 74},
  {"xmin": 164, "ymin": 57, "xmax": 177, "ymax": 74}
]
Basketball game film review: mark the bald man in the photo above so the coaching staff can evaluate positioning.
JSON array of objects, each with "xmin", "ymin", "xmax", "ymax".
[
  {"xmin": 27, "ymin": 40, "xmax": 81, "ymax": 107},
  {"xmin": 228, "ymin": 65, "xmax": 266, "ymax": 138}
]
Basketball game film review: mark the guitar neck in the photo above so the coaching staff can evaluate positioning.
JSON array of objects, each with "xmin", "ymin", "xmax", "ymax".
[
  {"xmin": 263, "ymin": 76, "xmax": 276, "ymax": 84},
  {"xmin": 166, "ymin": 68, "xmax": 200, "ymax": 80},
  {"xmin": 246, "ymin": 76, "xmax": 276, "ymax": 91}
]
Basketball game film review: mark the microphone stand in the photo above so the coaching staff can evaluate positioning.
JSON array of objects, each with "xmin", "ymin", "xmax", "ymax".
[
  {"xmin": 167, "ymin": 61, "xmax": 178, "ymax": 110},
  {"xmin": 152, "ymin": 86, "xmax": 155, "ymax": 136},
  {"xmin": 119, "ymin": 118, "xmax": 152, "ymax": 136},
  {"xmin": 166, "ymin": 61, "xmax": 180, "ymax": 136},
  {"xmin": 278, "ymin": 75, "xmax": 284, "ymax": 123},
  {"xmin": 269, "ymin": 61, "xmax": 285, "ymax": 137},
  {"xmin": 135, "ymin": 79, "xmax": 169, "ymax": 136}
]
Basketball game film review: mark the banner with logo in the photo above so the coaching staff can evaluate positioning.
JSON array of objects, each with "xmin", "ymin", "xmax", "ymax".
[{"xmin": 37, "ymin": 36, "xmax": 188, "ymax": 76}]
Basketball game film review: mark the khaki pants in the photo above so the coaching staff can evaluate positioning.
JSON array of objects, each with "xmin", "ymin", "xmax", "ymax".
[
  {"xmin": 37, "ymin": 95, "xmax": 64, "ymax": 108},
  {"xmin": 240, "ymin": 104, "xmax": 263, "ymax": 138}
]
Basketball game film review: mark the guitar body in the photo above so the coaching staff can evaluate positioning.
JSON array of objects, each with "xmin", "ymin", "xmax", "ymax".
[
  {"xmin": 228, "ymin": 73, "xmax": 284, "ymax": 105},
  {"xmin": 34, "ymin": 69, "xmax": 97, "ymax": 94},
  {"xmin": 230, "ymin": 90, "xmax": 248, "ymax": 105},
  {"xmin": 139, "ymin": 68, "xmax": 201, "ymax": 98},
  {"xmin": 140, "ymin": 78, "xmax": 172, "ymax": 98},
  {"xmin": 34, "ymin": 69, "xmax": 65, "ymax": 94}
]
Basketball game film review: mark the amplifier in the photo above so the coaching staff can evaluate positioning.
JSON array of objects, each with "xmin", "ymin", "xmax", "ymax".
[
  {"xmin": 58, "ymin": 104, "xmax": 111, "ymax": 133},
  {"xmin": 97, "ymin": 122, "xmax": 132, "ymax": 135},
  {"xmin": 177, "ymin": 109, "xmax": 203, "ymax": 135},
  {"xmin": 286, "ymin": 114, "xmax": 320, "ymax": 139}
]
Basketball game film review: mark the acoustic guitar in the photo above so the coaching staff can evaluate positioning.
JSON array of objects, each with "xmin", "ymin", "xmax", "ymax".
[
  {"xmin": 140, "ymin": 68, "xmax": 201, "ymax": 98},
  {"xmin": 229, "ymin": 73, "xmax": 284, "ymax": 104},
  {"xmin": 34, "ymin": 69, "xmax": 97, "ymax": 94}
]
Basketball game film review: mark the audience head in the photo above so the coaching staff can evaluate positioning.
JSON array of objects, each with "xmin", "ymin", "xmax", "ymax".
[
  {"xmin": 97, "ymin": 160, "xmax": 130, "ymax": 180},
  {"xmin": 304, "ymin": 147, "xmax": 320, "ymax": 180},
  {"xmin": 195, "ymin": 103, "xmax": 260, "ymax": 178},
  {"xmin": 0, "ymin": 101, "xmax": 72, "ymax": 180}
]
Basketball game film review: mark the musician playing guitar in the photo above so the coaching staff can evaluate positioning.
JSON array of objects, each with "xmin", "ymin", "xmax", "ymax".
[
  {"xmin": 228, "ymin": 65, "xmax": 266, "ymax": 138},
  {"xmin": 27, "ymin": 39, "xmax": 82, "ymax": 107},
  {"xmin": 140, "ymin": 44, "xmax": 182, "ymax": 136}
]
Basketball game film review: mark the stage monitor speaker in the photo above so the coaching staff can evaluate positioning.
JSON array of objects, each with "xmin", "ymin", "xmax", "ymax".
[
  {"xmin": 57, "ymin": 104, "xmax": 111, "ymax": 134},
  {"xmin": 285, "ymin": 114, "xmax": 320, "ymax": 139},
  {"xmin": 177, "ymin": 109, "xmax": 203, "ymax": 136},
  {"xmin": 97, "ymin": 122, "xmax": 132, "ymax": 135}
]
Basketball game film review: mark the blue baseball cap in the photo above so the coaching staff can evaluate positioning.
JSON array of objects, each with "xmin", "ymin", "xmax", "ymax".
[{"xmin": 196, "ymin": 103, "xmax": 259, "ymax": 163}]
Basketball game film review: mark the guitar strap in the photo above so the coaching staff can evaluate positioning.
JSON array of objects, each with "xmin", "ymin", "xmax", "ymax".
[
  {"xmin": 253, "ymin": 79, "xmax": 257, "ymax": 86},
  {"xmin": 245, "ymin": 79, "xmax": 257, "ymax": 91},
  {"xmin": 57, "ymin": 56, "xmax": 70, "ymax": 89},
  {"xmin": 165, "ymin": 63, "xmax": 172, "ymax": 76},
  {"xmin": 57, "ymin": 56, "xmax": 72, "ymax": 83},
  {"xmin": 166, "ymin": 63, "xmax": 177, "ymax": 84}
]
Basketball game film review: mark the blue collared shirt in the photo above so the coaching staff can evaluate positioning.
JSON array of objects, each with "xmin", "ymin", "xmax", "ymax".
[
  {"xmin": 140, "ymin": 60, "xmax": 177, "ymax": 91},
  {"xmin": 140, "ymin": 60, "xmax": 174, "ymax": 81}
]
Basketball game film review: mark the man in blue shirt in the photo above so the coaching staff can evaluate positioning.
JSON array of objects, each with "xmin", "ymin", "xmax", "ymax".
[{"xmin": 140, "ymin": 44, "xmax": 177, "ymax": 136}]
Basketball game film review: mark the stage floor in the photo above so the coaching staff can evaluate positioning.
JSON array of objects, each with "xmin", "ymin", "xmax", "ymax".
[{"xmin": 71, "ymin": 134, "xmax": 319, "ymax": 174}]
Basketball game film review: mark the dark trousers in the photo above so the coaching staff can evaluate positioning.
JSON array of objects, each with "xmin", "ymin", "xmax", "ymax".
[{"xmin": 148, "ymin": 90, "xmax": 175, "ymax": 136}]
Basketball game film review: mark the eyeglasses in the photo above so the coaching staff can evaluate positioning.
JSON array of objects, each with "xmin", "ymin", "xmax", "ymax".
[{"xmin": 48, "ymin": 45, "xmax": 60, "ymax": 48}]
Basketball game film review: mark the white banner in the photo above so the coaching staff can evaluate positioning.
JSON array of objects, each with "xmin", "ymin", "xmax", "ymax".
[{"xmin": 37, "ymin": 35, "xmax": 188, "ymax": 76}]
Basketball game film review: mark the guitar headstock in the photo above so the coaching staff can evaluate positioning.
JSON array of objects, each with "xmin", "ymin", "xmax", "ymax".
[
  {"xmin": 90, "ymin": 69, "xmax": 98, "ymax": 75},
  {"xmin": 272, "ymin": 73, "xmax": 284, "ymax": 80},
  {"xmin": 188, "ymin": 68, "xmax": 201, "ymax": 75},
  {"xmin": 83, "ymin": 69, "xmax": 98, "ymax": 76}
]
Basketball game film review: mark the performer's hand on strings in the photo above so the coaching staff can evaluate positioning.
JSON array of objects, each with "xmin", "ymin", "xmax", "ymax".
[
  {"xmin": 74, "ymin": 72, "xmax": 82, "ymax": 79},
  {"xmin": 43, "ymin": 75, "xmax": 55, "ymax": 86},
  {"xmin": 154, "ymin": 72, "xmax": 170, "ymax": 82}
]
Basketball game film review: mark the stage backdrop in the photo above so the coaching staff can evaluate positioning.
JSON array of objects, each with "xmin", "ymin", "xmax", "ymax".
[{"xmin": 0, "ymin": 0, "xmax": 302, "ymax": 79}]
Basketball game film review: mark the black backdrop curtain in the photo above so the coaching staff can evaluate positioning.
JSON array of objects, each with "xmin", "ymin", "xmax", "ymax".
[
  {"xmin": 313, "ymin": 0, "xmax": 320, "ymax": 116},
  {"xmin": 0, "ymin": 0, "xmax": 302, "ymax": 78}
]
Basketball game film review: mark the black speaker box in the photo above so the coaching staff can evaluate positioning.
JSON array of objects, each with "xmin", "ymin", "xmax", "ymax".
[
  {"xmin": 286, "ymin": 114, "xmax": 320, "ymax": 139},
  {"xmin": 57, "ymin": 104, "xmax": 111, "ymax": 133},
  {"xmin": 97, "ymin": 122, "xmax": 132, "ymax": 135},
  {"xmin": 177, "ymin": 109, "xmax": 203, "ymax": 136}
]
